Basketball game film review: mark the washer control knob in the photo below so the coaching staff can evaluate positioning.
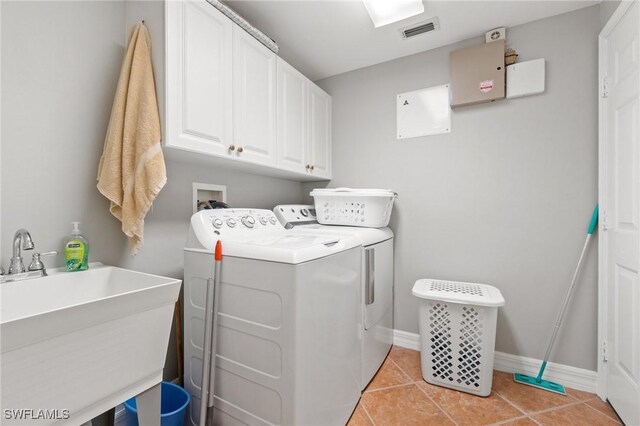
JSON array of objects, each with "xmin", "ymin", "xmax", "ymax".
[
  {"xmin": 300, "ymin": 209, "xmax": 309, "ymax": 217},
  {"xmin": 226, "ymin": 218, "xmax": 237, "ymax": 228},
  {"xmin": 259, "ymin": 216, "xmax": 269, "ymax": 225},
  {"xmin": 212, "ymin": 218, "xmax": 223, "ymax": 229},
  {"xmin": 241, "ymin": 216, "xmax": 255, "ymax": 228},
  {"xmin": 269, "ymin": 217, "xmax": 277, "ymax": 225}
]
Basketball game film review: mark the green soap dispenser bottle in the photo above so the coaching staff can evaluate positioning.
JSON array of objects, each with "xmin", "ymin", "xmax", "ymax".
[{"xmin": 64, "ymin": 221, "xmax": 89, "ymax": 272}]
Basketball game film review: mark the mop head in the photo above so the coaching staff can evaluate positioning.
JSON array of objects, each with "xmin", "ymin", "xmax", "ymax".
[{"xmin": 513, "ymin": 373, "xmax": 566, "ymax": 395}]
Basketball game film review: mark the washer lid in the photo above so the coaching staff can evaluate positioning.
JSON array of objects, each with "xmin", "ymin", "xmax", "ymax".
[
  {"xmin": 186, "ymin": 208, "xmax": 360, "ymax": 264},
  {"xmin": 187, "ymin": 233, "xmax": 360, "ymax": 264},
  {"xmin": 290, "ymin": 224, "xmax": 393, "ymax": 246},
  {"xmin": 412, "ymin": 279, "xmax": 505, "ymax": 307}
]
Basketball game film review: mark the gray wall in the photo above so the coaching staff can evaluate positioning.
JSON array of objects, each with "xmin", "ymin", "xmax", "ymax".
[
  {"xmin": 1, "ymin": 0, "xmax": 303, "ymax": 383},
  {"xmin": 1, "ymin": 0, "xmax": 126, "ymax": 267},
  {"xmin": 306, "ymin": 5, "xmax": 601, "ymax": 370},
  {"xmin": 601, "ymin": 0, "xmax": 622, "ymax": 26}
]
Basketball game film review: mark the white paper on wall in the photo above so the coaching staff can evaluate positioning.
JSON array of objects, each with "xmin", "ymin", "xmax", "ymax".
[{"xmin": 397, "ymin": 84, "xmax": 451, "ymax": 139}]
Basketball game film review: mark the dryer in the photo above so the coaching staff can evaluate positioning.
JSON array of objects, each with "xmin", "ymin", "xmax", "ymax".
[
  {"xmin": 274, "ymin": 205, "xmax": 394, "ymax": 390},
  {"xmin": 184, "ymin": 208, "xmax": 362, "ymax": 426}
]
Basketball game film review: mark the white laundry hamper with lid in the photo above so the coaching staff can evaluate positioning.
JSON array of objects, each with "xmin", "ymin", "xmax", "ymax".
[
  {"xmin": 412, "ymin": 279, "xmax": 505, "ymax": 396},
  {"xmin": 310, "ymin": 188, "xmax": 397, "ymax": 227}
]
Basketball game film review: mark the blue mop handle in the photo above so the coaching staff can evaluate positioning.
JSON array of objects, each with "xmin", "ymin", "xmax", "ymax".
[
  {"xmin": 588, "ymin": 204, "xmax": 599, "ymax": 235},
  {"xmin": 536, "ymin": 361, "xmax": 548, "ymax": 382},
  {"xmin": 537, "ymin": 205, "xmax": 598, "ymax": 382}
]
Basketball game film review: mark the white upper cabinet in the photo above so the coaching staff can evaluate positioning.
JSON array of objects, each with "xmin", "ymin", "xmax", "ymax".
[
  {"xmin": 308, "ymin": 84, "xmax": 332, "ymax": 179},
  {"xmin": 166, "ymin": 0, "xmax": 234, "ymax": 156},
  {"xmin": 277, "ymin": 57, "xmax": 309, "ymax": 174},
  {"xmin": 277, "ymin": 58, "xmax": 333, "ymax": 179},
  {"xmin": 165, "ymin": 0, "xmax": 331, "ymax": 181},
  {"xmin": 232, "ymin": 26, "xmax": 277, "ymax": 166}
]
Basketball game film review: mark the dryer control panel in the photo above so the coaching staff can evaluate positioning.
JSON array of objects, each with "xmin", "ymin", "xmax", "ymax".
[{"xmin": 274, "ymin": 205, "xmax": 318, "ymax": 228}]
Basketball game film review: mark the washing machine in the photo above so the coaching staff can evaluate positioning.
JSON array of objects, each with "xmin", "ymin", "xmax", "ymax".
[
  {"xmin": 184, "ymin": 208, "xmax": 362, "ymax": 426},
  {"xmin": 274, "ymin": 205, "xmax": 394, "ymax": 390}
]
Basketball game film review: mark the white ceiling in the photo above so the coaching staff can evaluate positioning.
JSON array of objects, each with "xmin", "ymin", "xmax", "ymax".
[{"xmin": 225, "ymin": 0, "xmax": 599, "ymax": 81}]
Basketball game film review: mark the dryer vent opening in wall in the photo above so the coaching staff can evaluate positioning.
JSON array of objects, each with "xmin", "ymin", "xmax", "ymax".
[{"xmin": 401, "ymin": 18, "xmax": 440, "ymax": 39}]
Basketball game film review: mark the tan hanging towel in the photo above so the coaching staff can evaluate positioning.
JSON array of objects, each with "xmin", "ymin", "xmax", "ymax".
[{"xmin": 97, "ymin": 22, "xmax": 166, "ymax": 255}]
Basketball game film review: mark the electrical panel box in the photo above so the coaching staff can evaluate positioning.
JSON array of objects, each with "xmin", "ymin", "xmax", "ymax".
[{"xmin": 449, "ymin": 40, "xmax": 505, "ymax": 108}]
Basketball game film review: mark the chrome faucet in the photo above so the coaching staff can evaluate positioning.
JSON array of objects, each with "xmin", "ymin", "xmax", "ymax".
[
  {"xmin": 1, "ymin": 229, "xmax": 59, "ymax": 284},
  {"xmin": 8, "ymin": 228, "xmax": 35, "ymax": 274}
]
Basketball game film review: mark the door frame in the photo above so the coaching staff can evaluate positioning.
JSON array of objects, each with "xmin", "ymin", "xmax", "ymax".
[
  {"xmin": 0, "ymin": 0, "xmax": 3, "ymax": 265},
  {"xmin": 597, "ymin": 0, "xmax": 640, "ymax": 400}
]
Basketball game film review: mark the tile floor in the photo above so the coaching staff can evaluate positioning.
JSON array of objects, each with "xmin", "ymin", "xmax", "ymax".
[{"xmin": 348, "ymin": 347, "xmax": 623, "ymax": 426}]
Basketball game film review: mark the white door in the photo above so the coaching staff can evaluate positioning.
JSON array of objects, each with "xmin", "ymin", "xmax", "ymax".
[
  {"xmin": 599, "ymin": 1, "xmax": 640, "ymax": 424},
  {"xmin": 308, "ymin": 83, "xmax": 332, "ymax": 179},
  {"xmin": 277, "ymin": 58, "xmax": 309, "ymax": 174},
  {"xmin": 166, "ymin": 0, "xmax": 233, "ymax": 156},
  {"xmin": 232, "ymin": 26, "xmax": 277, "ymax": 166}
]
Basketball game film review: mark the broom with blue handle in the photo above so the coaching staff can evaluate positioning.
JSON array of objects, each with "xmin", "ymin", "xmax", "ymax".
[{"xmin": 513, "ymin": 205, "xmax": 599, "ymax": 395}]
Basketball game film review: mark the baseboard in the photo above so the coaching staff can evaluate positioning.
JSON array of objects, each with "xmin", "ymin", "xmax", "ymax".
[
  {"xmin": 492, "ymin": 351, "xmax": 597, "ymax": 393},
  {"xmin": 114, "ymin": 377, "xmax": 181, "ymax": 426},
  {"xmin": 392, "ymin": 329, "xmax": 597, "ymax": 393},
  {"xmin": 392, "ymin": 329, "xmax": 422, "ymax": 351}
]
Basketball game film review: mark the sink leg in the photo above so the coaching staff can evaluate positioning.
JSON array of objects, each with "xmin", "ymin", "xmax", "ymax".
[{"xmin": 136, "ymin": 383, "xmax": 161, "ymax": 425}]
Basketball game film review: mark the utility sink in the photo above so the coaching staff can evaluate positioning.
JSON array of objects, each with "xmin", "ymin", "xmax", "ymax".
[{"xmin": 0, "ymin": 263, "xmax": 181, "ymax": 425}]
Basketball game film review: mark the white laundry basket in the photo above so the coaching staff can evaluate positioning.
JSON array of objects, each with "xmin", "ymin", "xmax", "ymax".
[
  {"xmin": 412, "ymin": 279, "xmax": 505, "ymax": 396},
  {"xmin": 310, "ymin": 188, "xmax": 397, "ymax": 227}
]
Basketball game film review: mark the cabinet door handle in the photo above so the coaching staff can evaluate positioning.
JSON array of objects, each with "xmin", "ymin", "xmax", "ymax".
[
  {"xmin": 237, "ymin": 147, "xmax": 244, "ymax": 153},
  {"xmin": 305, "ymin": 164, "xmax": 311, "ymax": 170},
  {"xmin": 228, "ymin": 145, "xmax": 235, "ymax": 151},
  {"xmin": 310, "ymin": 165, "xmax": 315, "ymax": 171}
]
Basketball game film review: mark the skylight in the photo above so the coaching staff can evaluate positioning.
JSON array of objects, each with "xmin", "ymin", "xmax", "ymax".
[{"xmin": 362, "ymin": 0, "xmax": 425, "ymax": 28}]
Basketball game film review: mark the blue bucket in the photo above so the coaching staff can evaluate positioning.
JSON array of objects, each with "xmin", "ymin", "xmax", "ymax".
[{"xmin": 123, "ymin": 382, "xmax": 191, "ymax": 426}]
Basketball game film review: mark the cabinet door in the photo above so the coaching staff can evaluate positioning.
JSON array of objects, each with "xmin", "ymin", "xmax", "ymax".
[
  {"xmin": 308, "ymin": 83, "xmax": 332, "ymax": 179},
  {"xmin": 232, "ymin": 26, "xmax": 277, "ymax": 166},
  {"xmin": 277, "ymin": 58, "xmax": 309, "ymax": 174},
  {"xmin": 166, "ymin": 0, "xmax": 233, "ymax": 156}
]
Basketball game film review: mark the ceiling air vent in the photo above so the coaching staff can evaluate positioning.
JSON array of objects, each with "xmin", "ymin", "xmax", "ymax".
[{"xmin": 401, "ymin": 17, "xmax": 440, "ymax": 39}]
